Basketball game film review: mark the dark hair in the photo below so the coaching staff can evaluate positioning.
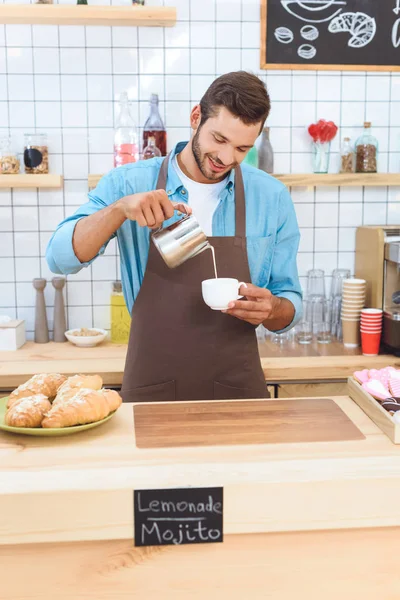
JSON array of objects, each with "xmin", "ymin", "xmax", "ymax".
[{"xmin": 199, "ymin": 71, "xmax": 271, "ymax": 130}]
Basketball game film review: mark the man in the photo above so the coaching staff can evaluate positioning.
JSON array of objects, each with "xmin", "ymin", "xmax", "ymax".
[{"xmin": 47, "ymin": 71, "xmax": 302, "ymax": 402}]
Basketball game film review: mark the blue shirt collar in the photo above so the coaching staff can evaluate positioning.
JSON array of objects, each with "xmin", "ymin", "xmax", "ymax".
[{"xmin": 166, "ymin": 141, "xmax": 235, "ymax": 196}]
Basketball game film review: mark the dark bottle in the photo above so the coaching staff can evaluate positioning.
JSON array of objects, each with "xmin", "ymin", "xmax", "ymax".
[{"xmin": 143, "ymin": 93, "xmax": 167, "ymax": 157}]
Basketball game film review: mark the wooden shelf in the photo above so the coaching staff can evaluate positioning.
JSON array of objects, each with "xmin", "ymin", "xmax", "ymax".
[
  {"xmin": 88, "ymin": 173, "xmax": 400, "ymax": 189},
  {"xmin": 0, "ymin": 5, "xmax": 176, "ymax": 27},
  {"xmin": 0, "ymin": 175, "xmax": 63, "ymax": 189},
  {"xmin": 274, "ymin": 173, "xmax": 400, "ymax": 187}
]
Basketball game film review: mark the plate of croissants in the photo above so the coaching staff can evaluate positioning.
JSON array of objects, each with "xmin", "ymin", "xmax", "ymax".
[{"xmin": 0, "ymin": 373, "xmax": 122, "ymax": 436}]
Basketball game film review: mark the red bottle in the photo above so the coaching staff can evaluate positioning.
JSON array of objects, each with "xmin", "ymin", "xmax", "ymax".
[{"xmin": 143, "ymin": 94, "xmax": 167, "ymax": 157}]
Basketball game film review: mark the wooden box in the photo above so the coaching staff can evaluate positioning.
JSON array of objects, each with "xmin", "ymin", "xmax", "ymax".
[{"xmin": 348, "ymin": 376, "xmax": 400, "ymax": 444}]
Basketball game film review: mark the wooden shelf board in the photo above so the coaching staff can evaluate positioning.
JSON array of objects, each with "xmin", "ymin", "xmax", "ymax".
[
  {"xmin": 0, "ymin": 5, "xmax": 176, "ymax": 27},
  {"xmin": 89, "ymin": 173, "xmax": 400, "ymax": 189},
  {"xmin": 274, "ymin": 173, "xmax": 400, "ymax": 187},
  {"xmin": 0, "ymin": 174, "xmax": 63, "ymax": 189}
]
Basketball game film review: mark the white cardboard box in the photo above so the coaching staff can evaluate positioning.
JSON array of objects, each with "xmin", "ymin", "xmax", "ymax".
[{"xmin": 0, "ymin": 319, "xmax": 26, "ymax": 351}]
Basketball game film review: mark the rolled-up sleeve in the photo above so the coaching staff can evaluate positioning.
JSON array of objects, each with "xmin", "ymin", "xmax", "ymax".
[
  {"xmin": 267, "ymin": 187, "xmax": 303, "ymax": 333},
  {"xmin": 46, "ymin": 173, "xmax": 116, "ymax": 275}
]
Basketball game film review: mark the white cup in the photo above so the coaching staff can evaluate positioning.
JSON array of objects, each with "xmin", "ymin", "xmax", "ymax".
[{"xmin": 202, "ymin": 278, "xmax": 246, "ymax": 310}]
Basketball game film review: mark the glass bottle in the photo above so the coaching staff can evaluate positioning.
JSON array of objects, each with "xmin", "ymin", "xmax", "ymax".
[
  {"xmin": 258, "ymin": 127, "xmax": 274, "ymax": 173},
  {"xmin": 243, "ymin": 145, "xmax": 258, "ymax": 168},
  {"xmin": 110, "ymin": 281, "xmax": 131, "ymax": 344},
  {"xmin": 143, "ymin": 93, "xmax": 167, "ymax": 157},
  {"xmin": 0, "ymin": 136, "xmax": 20, "ymax": 174},
  {"xmin": 114, "ymin": 91, "xmax": 139, "ymax": 168},
  {"xmin": 142, "ymin": 136, "xmax": 161, "ymax": 160},
  {"xmin": 340, "ymin": 137, "xmax": 355, "ymax": 173},
  {"xmin": 24, "ymin": 133, "xmax": 48, "ymax": 174},
  {"xmin": 355, "ymin": 122, "xmax": 378, "ymax": 173}
]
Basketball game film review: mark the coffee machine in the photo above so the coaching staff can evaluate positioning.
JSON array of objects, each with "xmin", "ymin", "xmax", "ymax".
[{"xmin": 355, "ymin": 226, "xmax": 400, "ymax": 354}]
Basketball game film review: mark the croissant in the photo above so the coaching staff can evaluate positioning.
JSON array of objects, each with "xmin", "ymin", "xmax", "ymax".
[
  {"xmin": 101, "ymin": 389, "xmax": 122, "ymax": 413},
  {"xmin": 42, "ymin": 388, "xmax": 121, "ymax": 429},
  {"xmin": 5, "ymin": 394, "xmax": 52, "ymax": 428},
  {"xmin": 7, "ymin": 373, "xmax": 66, "ymax": 408},
  {"xmin": 52, "ymin": 374, "xmax": 103, "ymax": 406}
]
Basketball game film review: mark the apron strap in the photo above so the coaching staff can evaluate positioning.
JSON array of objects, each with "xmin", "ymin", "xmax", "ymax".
[
  {"xmin": 156, "ymin": 153, "xmax": 170, "ymax": 190},
  {"xmin": 155, "ymin": 152, "xmax": 246, "ymax": 238},
  {"xmin": 233, "ymin": 166, "xmax": 246, "ymax": 239}
]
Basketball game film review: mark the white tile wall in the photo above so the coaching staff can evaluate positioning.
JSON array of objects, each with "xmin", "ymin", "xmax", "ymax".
[{"xmin": 0, "ymin": 0, "xmax": 399, "ymax": 339}]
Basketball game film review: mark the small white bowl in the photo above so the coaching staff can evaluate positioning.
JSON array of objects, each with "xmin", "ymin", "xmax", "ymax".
[{"xmin": 65, "ymin": 328, "xmax": 107, "ymax": 348}]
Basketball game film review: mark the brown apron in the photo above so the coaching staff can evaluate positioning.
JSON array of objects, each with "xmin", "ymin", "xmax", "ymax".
[{"xmin": 120, "ymin": 154, "xmax": 268, "ymax": 402}]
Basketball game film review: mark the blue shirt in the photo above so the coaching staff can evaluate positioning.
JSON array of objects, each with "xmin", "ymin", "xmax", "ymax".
[{"xmin": 46, "ymin": 142, "xmax": 303, "ymax": 332}]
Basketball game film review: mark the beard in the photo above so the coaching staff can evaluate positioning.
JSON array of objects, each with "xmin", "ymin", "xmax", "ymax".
[{"xmin": 191, "ymin": 127, "xmax": 236, "ymax": 182}]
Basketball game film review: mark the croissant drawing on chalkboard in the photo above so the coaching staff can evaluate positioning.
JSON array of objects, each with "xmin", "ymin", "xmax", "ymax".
[{"xmin": 328, "ymin": 12, "xmax": 377, "ymax": 48}]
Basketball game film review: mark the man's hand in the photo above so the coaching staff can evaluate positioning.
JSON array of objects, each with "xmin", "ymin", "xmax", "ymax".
[
  {"xmin": 222, "ymin": 283, "xmax": 295, "ymax": 331},
  {"xmin": 119, "ymin": 189, "xmax": 192, "ymax": 229}
]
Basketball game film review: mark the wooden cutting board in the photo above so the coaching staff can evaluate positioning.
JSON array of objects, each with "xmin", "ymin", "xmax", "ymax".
[{"xmin": 133, "ymin": 398, "xmax": 365, "ymax": 448}]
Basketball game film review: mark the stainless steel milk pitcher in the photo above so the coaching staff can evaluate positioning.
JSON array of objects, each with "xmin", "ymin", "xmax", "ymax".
[{"xmin": 151, "ymin": 209, "xmax": 209, "ymax": 269}]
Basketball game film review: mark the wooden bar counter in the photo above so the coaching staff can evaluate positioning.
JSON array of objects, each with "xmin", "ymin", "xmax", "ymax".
[
  {"xmin": 1, "ymin": 396, "xmax": 400, "ymax": 599},
  {"xmin": 0, "ymin": 341, "xmax": 399, "ymax": 391}
]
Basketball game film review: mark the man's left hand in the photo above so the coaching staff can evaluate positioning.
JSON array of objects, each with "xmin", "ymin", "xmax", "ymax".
[{"xmin": 222, "ymin": 283, "xmax": 280, "ymax": 326}]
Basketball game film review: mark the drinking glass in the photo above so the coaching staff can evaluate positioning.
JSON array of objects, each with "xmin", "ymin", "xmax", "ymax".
[
  {"xmin": 330, "ymin": 268, "xmax": 350, "ymax": 299},
  {"xmin": 272, "ymin": 331, "xmax": 288, "ymax": 345},
  {"xmin": 296, "ymin": 321, "xmax": 313, "ymax": 344},
  {"xmin": 317, "ymin": 322, "xmax": 332, "ymax": 344},
  {"xmin": 306, "ymin": 269, "xmax": 326, "ymax": 298},
  {"xmin": 304, "ymin": 297, "xmax": 331, "ymax": 333}
]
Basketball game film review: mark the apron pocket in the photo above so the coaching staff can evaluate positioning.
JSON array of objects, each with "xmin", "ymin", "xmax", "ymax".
[
  {"xmin": 121, "ymin": 380, "xmax": 176, "ymax": 403},
  {"xmin": 214, "ymin": 381, "xmax": 269, "ymax": 400}
]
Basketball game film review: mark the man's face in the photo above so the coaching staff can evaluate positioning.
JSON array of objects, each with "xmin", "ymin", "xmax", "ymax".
[{"xmin": 191, "ymin": 106, "xmax": 261, "ymax": 182}]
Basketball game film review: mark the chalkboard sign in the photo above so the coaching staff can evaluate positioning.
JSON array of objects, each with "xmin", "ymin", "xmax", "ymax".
[
  {"xmin": 261, "ymin": 0, "xmax": 400, "ymax": 71},
  {"xmin": 134, "ymin": 487, "xmax": 223, "ymax": 547}
]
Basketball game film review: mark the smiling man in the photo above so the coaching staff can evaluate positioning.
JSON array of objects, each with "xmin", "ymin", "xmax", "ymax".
[{"xmin": 46, "ymin": 71, "xmax": 302, "ymax": 403}]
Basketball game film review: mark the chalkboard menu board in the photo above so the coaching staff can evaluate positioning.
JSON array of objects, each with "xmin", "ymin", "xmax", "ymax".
[
  {"xmin": 134, "ymin": 487, "xmax": 223, "ymax": 547},
  {"xmin": 261, "ymin": 0, "xmax": 400, "ymax": 71}
]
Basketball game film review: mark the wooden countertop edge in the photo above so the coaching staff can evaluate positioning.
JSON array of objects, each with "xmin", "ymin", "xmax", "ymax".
[
  {"xmin": 0, "ymin": 342, "xmax": 399, "ymax": 387},
  {"xmin": 2, "ymin": 396, "xmax": 400, "ymax": 545}
]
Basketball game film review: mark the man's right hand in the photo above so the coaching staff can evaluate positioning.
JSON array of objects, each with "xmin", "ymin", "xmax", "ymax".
[{"xmin": 119, "ymin": 190, "xmax": 192, "ymax": 229}]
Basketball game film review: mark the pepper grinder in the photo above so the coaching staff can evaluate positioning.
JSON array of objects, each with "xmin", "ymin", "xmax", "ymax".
[
  {"xmin": 52, "ymin": 276, "xmax": 67, "ymax": 343},
  {"xmin": 33, "ymin": 278, "xmax": 49, "ymax": 343}
]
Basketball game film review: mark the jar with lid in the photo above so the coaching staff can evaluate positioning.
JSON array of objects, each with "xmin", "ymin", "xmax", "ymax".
[
  {"xmin": 0, "ymin": 136, "xmax": 20, "ymax": 174},
  {"xmin": 110, "ymin": 281, "xmax": 131, "ymax": 344},
  {"xmin": 340, "ymin": 137, "xmax": 355, "ymax": 173},
  {"xmin": 24, "ymin": 133, "xmax": 49, "ymax": 174},
  {"xmin": 355, "ymin": 122, "xmax": 378, "ymax": 173}
]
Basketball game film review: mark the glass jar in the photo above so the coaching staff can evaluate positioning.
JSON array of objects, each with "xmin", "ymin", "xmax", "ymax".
[
  {"xmin": 340, "ymin": 137, "xmax": 355, "ymax": 173},
  {"xmin": 24, "ymin": 133, "xmax": 48, "ymax": 174},
  {"xmin": 110, "ymin": 281, "xmax": 131, "ymax": 344},
  {"xmin": 0, "ymin": 136, "xmax": 20, "ymax": 174},
  {"xmin": 355, "ymin": 122, "xmax": 378, "ymax": 173}
]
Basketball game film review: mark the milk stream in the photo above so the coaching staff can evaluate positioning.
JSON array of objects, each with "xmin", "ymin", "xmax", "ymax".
[{"xmin": 205, "ymin": 243, "xmax": 218, "ymax": 279}]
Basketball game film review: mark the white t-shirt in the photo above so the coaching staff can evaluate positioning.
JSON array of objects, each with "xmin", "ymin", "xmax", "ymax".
[{"xmin": 172, "ymin": 155, "xmax": 228, "ymax": 236}]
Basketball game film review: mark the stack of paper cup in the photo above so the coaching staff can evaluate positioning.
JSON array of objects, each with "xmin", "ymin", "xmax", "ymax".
[
  {"xmin": 341, "ymin": 278, "xmax": 366, "ymax": 347},
  {"xmin": 360, "ymin": 309, "xmax": 383, "ymax": 356}
]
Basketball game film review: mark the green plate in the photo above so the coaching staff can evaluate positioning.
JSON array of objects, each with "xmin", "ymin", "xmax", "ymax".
[{"xmin": 0, "ymin": 396, "xmax": 117, "ymax": 437}]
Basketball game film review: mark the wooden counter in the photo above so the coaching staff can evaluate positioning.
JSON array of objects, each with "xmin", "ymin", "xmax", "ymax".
[
  {"xmin": 0, "ymin": 341, "xmax": 399, "ymax": 390},
  {"xmin": 1, "ymin": 396, "xmax": 400, "ymax": 599}
]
